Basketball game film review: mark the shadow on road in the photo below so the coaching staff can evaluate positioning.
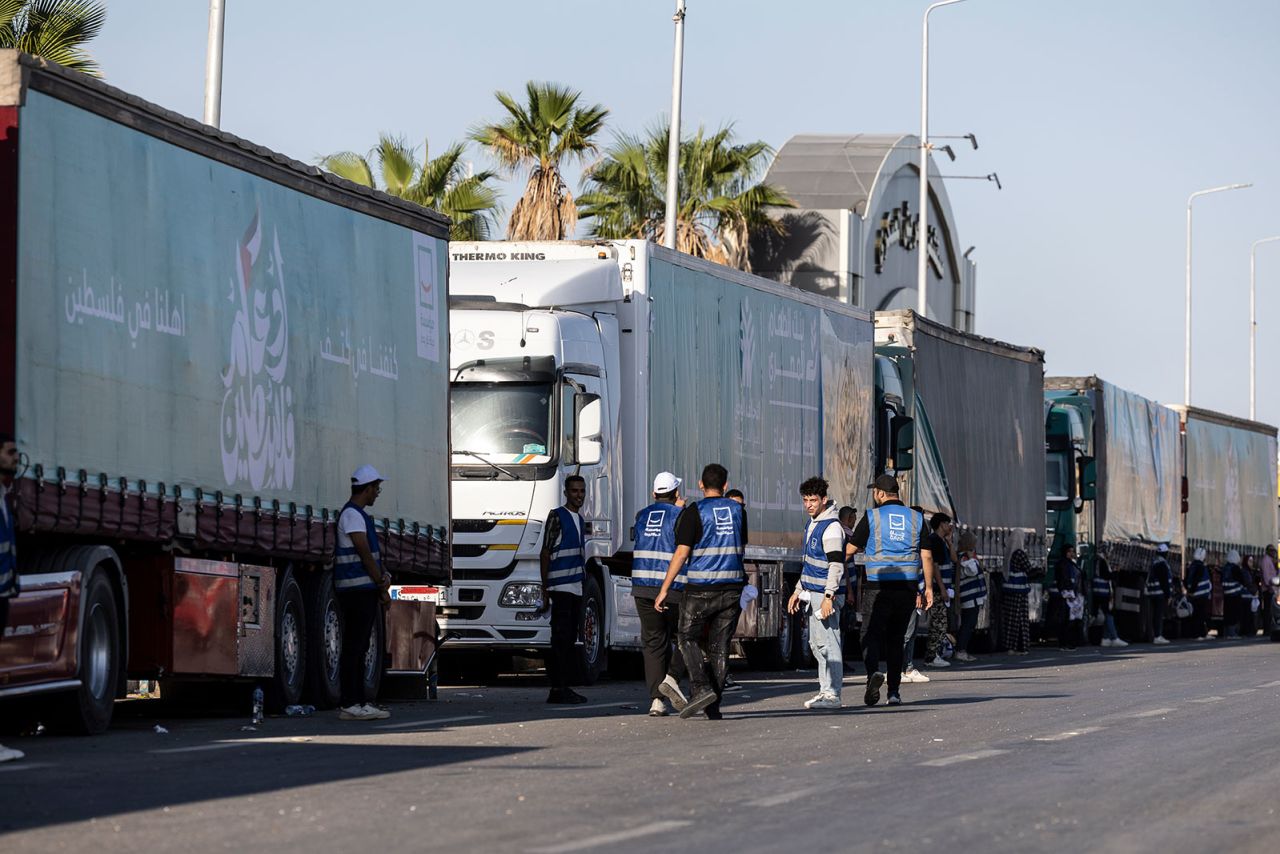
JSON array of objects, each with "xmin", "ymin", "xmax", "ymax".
[{"xmin": 1, "ymin": 741, "xmax": 535, "ymax": 836}]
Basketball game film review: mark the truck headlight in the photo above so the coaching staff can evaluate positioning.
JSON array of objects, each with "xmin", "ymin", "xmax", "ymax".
[{"xmin": 500, "ymin": 582, "xmax": 544, "ymax": 607}]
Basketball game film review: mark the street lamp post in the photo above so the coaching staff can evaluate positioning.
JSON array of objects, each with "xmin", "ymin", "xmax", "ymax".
[
  {"xmin": 916, "ymin": 0, "xmax": 967, "ymax": 318},
  {"xmin": 1185, "ymin": 183, "xmax": 1251, "ymax": 408},
  {"xmin": 662, "ymin": 0, "xmax": 687, "ymax": 250},
  {"xmin": 1250, "ymin": 236, "xmax": 1280, "ymax": 420},
  {"xmin": 203, "ymin": 0, "xmax": 227, "ymax": 128}
]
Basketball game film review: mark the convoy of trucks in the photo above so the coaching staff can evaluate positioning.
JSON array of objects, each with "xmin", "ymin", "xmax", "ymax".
[
  {"xmin": 0, "ymin": 53, "xmax": 451, "ymax": 733},
  {"xmin": 1, "ymin": 51, "xmax": 1276, "ymax": 733}
]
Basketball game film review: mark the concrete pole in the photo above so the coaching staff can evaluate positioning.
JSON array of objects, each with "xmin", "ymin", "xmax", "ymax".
[
  {"xmin": 203, "ymin": 0, "xmax": 227, "ymax": 128},
  {"xmin": 662, "ymin": 0, "xmax": 687, "ymax": 250},
  {"xmin": 916, "ymin": 0, "xmax": 966, "ymax": 318},
  {"xmin": 1249, "ymin": 236, "xmax": 1280, "ymax": 420}
]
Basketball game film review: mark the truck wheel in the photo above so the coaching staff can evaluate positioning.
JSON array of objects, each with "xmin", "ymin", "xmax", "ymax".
[
  {"xmin": 361, "ymin": 608, "xmax": 385, "ymax": 702},
  {"xmin": 266, "ymin": 571, "xmax": 307, "ymax": 711},
  {"xmin": 305, "ymin": 571, "xmax": 342, "ymax": 709},
  {"xmin": 578, "ymin": 575, "xmax": 608, "ymax": 685},
  {"xmin": 51, "ymin": 569, "xmax": 121, "ymax": 734}
]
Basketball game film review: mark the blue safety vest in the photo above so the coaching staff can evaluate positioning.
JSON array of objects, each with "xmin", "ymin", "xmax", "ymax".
[
  {"xmin": 1091, "ymin": 564, "xmax": 1111, "ymax": 599},
  {"xmin": 958, "ymin": 557, "xmax": 987, "ymax": 606},
  {"xmin": 1186, "ymin": 561, "xmax": 1212, "ymax": 599},
  {"xmin": 686, "ymin": 497, "xmax": 745, "ymax": 587},
  {"xmin": 633, "ymin": 502, "xmax": 682, "ymax": 589},
  {"xmin": 862, "ymin": 504, "xmax": 923, "ymax": 584},
  {"xmin": 1146, "ymin": 558, "xmax": 1171, "ymax": 597},
  {"xmin": 334, "ymin": 501, "xmax": 380, "ymax": 592},
  {"xmin": 547, "ymin": 506, "xmax": 585, "ymax": 592},
  {"xmin": 801, "ymin": 512, "xmax": 844, "ymax": 593},
  {"xmin": 1220, "ymin": 563, "xmax": 1245, "ymax": 597},
  {"xmin": 0, "ymin": 489, "xmax": 17, "ymax": 599}
]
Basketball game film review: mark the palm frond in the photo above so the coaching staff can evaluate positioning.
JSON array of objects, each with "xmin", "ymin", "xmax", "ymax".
[{"xmin": 317, "ymin": 151, "xmax": 376, "ymax": 188}]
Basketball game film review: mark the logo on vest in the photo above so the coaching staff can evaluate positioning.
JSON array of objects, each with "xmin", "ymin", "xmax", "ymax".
[
  {"xmin": 888, "ymin": 514, "xmax": 907, "ymax": 542},
  {"xmin": 644, "ymin": 510, "xmax": 667, "ymax": 537},
  {"xmin": 713, "ymin": 506, "xmax": 735, "ymax": 535}
]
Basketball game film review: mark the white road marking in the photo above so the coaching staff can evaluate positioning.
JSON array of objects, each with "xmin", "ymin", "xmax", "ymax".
[
  {"xmin": 967, "ymin": 663, "xmax": 1003, "ymax": 670},
  {"xmin": 1024, "ymin": 657, "xmax": 1056, "ymax": 664},
  {"xmin": 0, "ymin": 761, "xmax": 55, "ymax": 773},
  {"xmin": 526, "ymin": 820, "xmax": 693, "ymax": 853},
  {"xmin": 561, "ymin": 702, "xmax": 633, "ymax": 712},
  {"xmin": 920, "ymin": 749, "xmax": 1009, "ymax": 767},
  {"xmin": 374, "ymin": 714, "xmax": 488, "ymax": 731},
  {"xmin": 1032, "ymin": 726, "xmax": 1104, "ymax": 742},
  {"xmin": 150, "ymin": 742, "xmax": 243, "ymax": 755},
  {"xmin": 1189, "ymin": 696, "xmax": 1225, "ymax": 704},
  {"xmin": 1129, "ymin": 707, "xmax": 1175, "ymax": 718},
  {"xmin": 1256, "ymin": 680, "xmax": 1280, "ymax": 689},
  {"xmin": 745, "ymin": 787, "xmax": 820, "ymax": 808},
  {"xmin": 1228, "ymin": 688, "xmax": 1257, "ymax": 696}
]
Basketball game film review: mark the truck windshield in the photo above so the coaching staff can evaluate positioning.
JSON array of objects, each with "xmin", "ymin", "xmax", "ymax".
[{"xmin": 451, "ymin": 382, "xmax": 554, "ymax": 463}]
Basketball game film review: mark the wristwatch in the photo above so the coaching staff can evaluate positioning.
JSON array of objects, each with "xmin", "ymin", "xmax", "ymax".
[{"xmin": 824, "ymin": 592, "xmax": 835, "ymax": 600}]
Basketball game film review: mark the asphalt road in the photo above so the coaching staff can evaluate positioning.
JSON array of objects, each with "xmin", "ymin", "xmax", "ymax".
[{"xmin": 2, "ymin": 638, "xmax": 1278, "ymax": 853}]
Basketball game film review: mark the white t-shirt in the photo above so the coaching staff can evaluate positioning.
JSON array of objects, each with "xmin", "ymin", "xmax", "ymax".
[{"xmin": 338, "ymin": 506, "xmax": 369, "ymax": 552}]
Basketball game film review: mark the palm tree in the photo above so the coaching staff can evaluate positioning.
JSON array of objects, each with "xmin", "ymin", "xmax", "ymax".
[
  {"xmin": 579, "ymin": 123, "xmax": 793, "ymax": 271},
  {"xmin": 471, "ymin": 81, "xmax": 609, "ymax": 241},
  {"xmin": 0, "ymin": 0, "xmax": 106, "ymax": 76},
  {"xmin": 319, "ymin": 135, "xmax": 502, "ymax": 241}
]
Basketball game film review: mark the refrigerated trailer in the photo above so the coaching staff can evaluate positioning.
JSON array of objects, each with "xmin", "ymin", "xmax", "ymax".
[
  {"xmin": 0, "ymin": 52, "xmax": 451, "ymax": 733},
  {"xmin": 445, "ymin": 240, "xmax": 875, "ymax": 676}
]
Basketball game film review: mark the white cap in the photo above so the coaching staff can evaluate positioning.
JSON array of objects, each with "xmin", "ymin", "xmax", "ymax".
[
  {"xmin": 351, "ymin": 464, "xmax": 387, "ymax": 487},
  {"xmin": 1194, "ymin": 547, "xmax": 1207, "ymax": 561},
  {"xmin": 1157, "ymin": 543, "xmax": 1169, "ymax": 553},
  {"xmin": 652, "ymin": 471, "xmax": 682, "ymax": 493},
  {"xmin": 1227, "ymin": 549, "xmax": 1241, "ymax": 564}
]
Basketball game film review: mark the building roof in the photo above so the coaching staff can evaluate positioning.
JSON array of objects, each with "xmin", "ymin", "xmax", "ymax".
[{"xmin": 766, "ymin": 134, "xmax": 917, "ymax": 216}]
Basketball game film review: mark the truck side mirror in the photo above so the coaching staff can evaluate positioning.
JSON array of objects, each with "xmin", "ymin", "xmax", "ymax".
[
  {"xmin": 575, "ymin": 394, "xmax": 603, "ymax": 466},
  {"xmin": 891, "ymin": 415, "xmax": 914, "ymax": 472},
  {"xmin": 1078, "ymin": 456, "xmax": 1096, "ymax": 503}
]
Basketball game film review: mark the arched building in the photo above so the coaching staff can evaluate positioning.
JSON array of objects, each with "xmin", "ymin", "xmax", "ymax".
[{"xmin": 752, "ymin": 133, "xmax": 977, "ymax": 332}]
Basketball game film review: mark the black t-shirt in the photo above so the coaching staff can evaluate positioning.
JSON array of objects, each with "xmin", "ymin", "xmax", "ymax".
[
  {"xmin": 674, "ymin": 500, "xmax": 750, "ymax": 549},
  {"xmin": 924, "ymin": 531, "xmax": 951, "ymax": 566}
]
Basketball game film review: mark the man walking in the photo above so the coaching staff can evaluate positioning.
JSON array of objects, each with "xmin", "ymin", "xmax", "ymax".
[
  {"xmin": 335, "ymin": 464, "xmax": 393, "ymax": 721},
  {"xmin": 655, "ymin": 463, "xmax": 747, "ymax": 720},
  {"xmin": 921, "ymin": 513, "xmax": 954, "ymax": 669},
  {"xmin": 539, "ymin": 475, "xmax": 590, "ymax": 704},
  {"xmin": 632, "ymin": 472, "xmax": 689, "ymax": 716},
  {"xmin": 787, "ymin": 477, "xmax": 846, "ymax": 710},
  {"xmin": 1, "ymin": 434, "xmax": 26, "ymax": 761},
  {"xmin": 848, "ymin": 474, "xmax": 936, "ymax": 707},
  {"xmin": 1146, "ymin": 544, "xmax": 1173, "ymax": 645}
]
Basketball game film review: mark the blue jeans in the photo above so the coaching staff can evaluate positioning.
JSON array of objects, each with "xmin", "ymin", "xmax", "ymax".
[
  {"xmin": 807, "ymin": 596, "xmax": 844, "ymax": 698},
  {"xmin": 902, "ymin": 605, "xmax": 919, "ymax": 669}
]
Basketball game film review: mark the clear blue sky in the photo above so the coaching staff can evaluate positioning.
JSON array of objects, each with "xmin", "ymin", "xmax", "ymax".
[{"xmin": 94, "ymin": 0, "xmax": 1280, "ymax": 428}]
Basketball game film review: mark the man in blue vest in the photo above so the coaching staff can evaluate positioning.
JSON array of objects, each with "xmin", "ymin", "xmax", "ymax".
[
  {"xmin": 539, "ymin": 475, "xmax": 589, "ymax": 704},
  {"xmin": 1146, "ymin": 544, "xmax": 1173, "ymax": 645},
  {"xmin": 335, "ymin": 464, "xmax": 393, "ymax": 721},
  {"xmin": 0, "ymin": 433, "xmax": 26, "ymax": 762},
  {"xmin": 848, "ymin": 474, "xmax": 937, "ymax": 707},
  {"xmin": 654, "ymin": 463, "xmax": 747, "ymax": 720},
  {"xmin": 1185, "ymin": 547, "xmax": 1212, "ymax": 639},
  {"xmin": 787, "ymin": 477, "xmax": 847, "ymax": 710},
  {"xmin": 632, "ymin": 471, "xmax": 689, "ymax": 716}
]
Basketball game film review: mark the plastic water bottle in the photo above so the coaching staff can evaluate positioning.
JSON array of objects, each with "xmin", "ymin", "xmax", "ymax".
[
  {"xmin": 251, "ymin": 687, "xmax": 264, "ymax": 725},
  {"xmin": 284, "ymin": 704, "xmax": 315, "ymax": 716}
]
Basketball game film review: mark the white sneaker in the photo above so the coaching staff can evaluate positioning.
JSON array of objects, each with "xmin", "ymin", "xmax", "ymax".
[
  {"xmin": 648, "ymin": 698, "xmax": 668, "ymax": 717},
  {"xmin": 955, "ymin": 651, "xmax": 976, "ymax": 662},
  {"xmin": 903, "ymin": 668, "xmax": 931, "ymax": 683},
  {"xmin": 659, "ymin": 674, "xmax": 689, "ymax": 711},
  {"xmin": 926, "ymin": 656, "xmax": 950, "ymax": 668},
  {"xmin": 361, "ymin": 703, "xmax": 391, "ymax": 720},
  {"xmin": 1112, "ymin": 638, "xmax": 1129, "ymax": 648},
  {"xmin": 339, "ymin": 704, "xmax": 379, "ymax": 721},
  {"xmin": 805, "ymin": 694, "xmax": 841, "ymax": 710},
  {"xmin": 1101, "ymin": 638, "xmax": 1114, "ymax": 647},
  {"xmin": 803, "ymin": 692, "xmax": 827, "ymax": 708},
  {"xmin": 1153, "ymin": 636, "xmax": 1170, "ymax": 645},
  {"xmin": 0, "ymin": 744, "xmax": 24, "ymax": 763}
]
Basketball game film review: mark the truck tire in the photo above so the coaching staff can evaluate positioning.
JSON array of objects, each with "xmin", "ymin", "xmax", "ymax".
[
  {"xmin": 51, "ymin": 568, "xmax": 121, "ymax": 734},
  {"xmin": 578, "ymin": 575, "xmax": 608, "ymax": 685},
  {"xmin": 305, "ymin": 571, "xmax": 342, "ymax": 709},
  {"xmin": 361, "ymin": 607, "xmax": 385, "ymax": 702},
  {"xmin": 266, "ymin": 571, "xmax": 307, "ymax": 711}
]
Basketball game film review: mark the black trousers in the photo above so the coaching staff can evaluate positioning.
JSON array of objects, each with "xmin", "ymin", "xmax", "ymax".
[
  {"xmin": 338, "ymin": 590, "xmax": 380, "ymax": 707},
  {"xmin": 678, "ymin": 587, "xmax": 741, "ymax": 712},
  {"xmin": 1148, "ymin": 594, "xmax": 1167, "ymax": 640},
  {"xmin": 1189, "ymin": 596, "xmax": 1210, "ymax": 637},
  {"xmin": 634, "ymin": 593, "xmax": 688, "ymax": 700},
  {"xmin": 0, "ymin": 597, "xmax": 8, "ymax": 639},
  {"xmin": 547, "ymin": 592, "xmax": 582, "ymax": 690},
  {"xmin": 860, "ymin": 585, "xmax": 916, "ymax": 695}
]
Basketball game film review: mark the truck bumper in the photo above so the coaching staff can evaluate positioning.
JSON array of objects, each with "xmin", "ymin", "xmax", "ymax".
[{"xmin": 436, "ymin": 579, "xmax": 551, "ymax": 650}]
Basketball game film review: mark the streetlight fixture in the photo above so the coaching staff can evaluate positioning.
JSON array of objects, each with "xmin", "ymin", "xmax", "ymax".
[
  {"xmin": 1185, "ymin": 183, "xmax": 1251, "ymax": 408},
  {"xmin": 203, "ymin": 0, "xmax": 227, "ymax": 128},
  {"xmin": 662, "ymin": 0, "xmax": 687, "ymax": 250},
  {"xmin": 916, "ymin": 0, "xmax": 968, "ymax": 318},
  {"xmin": 1249, "ymin": 235, "xmax": 1280, "ymax": 420}
]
